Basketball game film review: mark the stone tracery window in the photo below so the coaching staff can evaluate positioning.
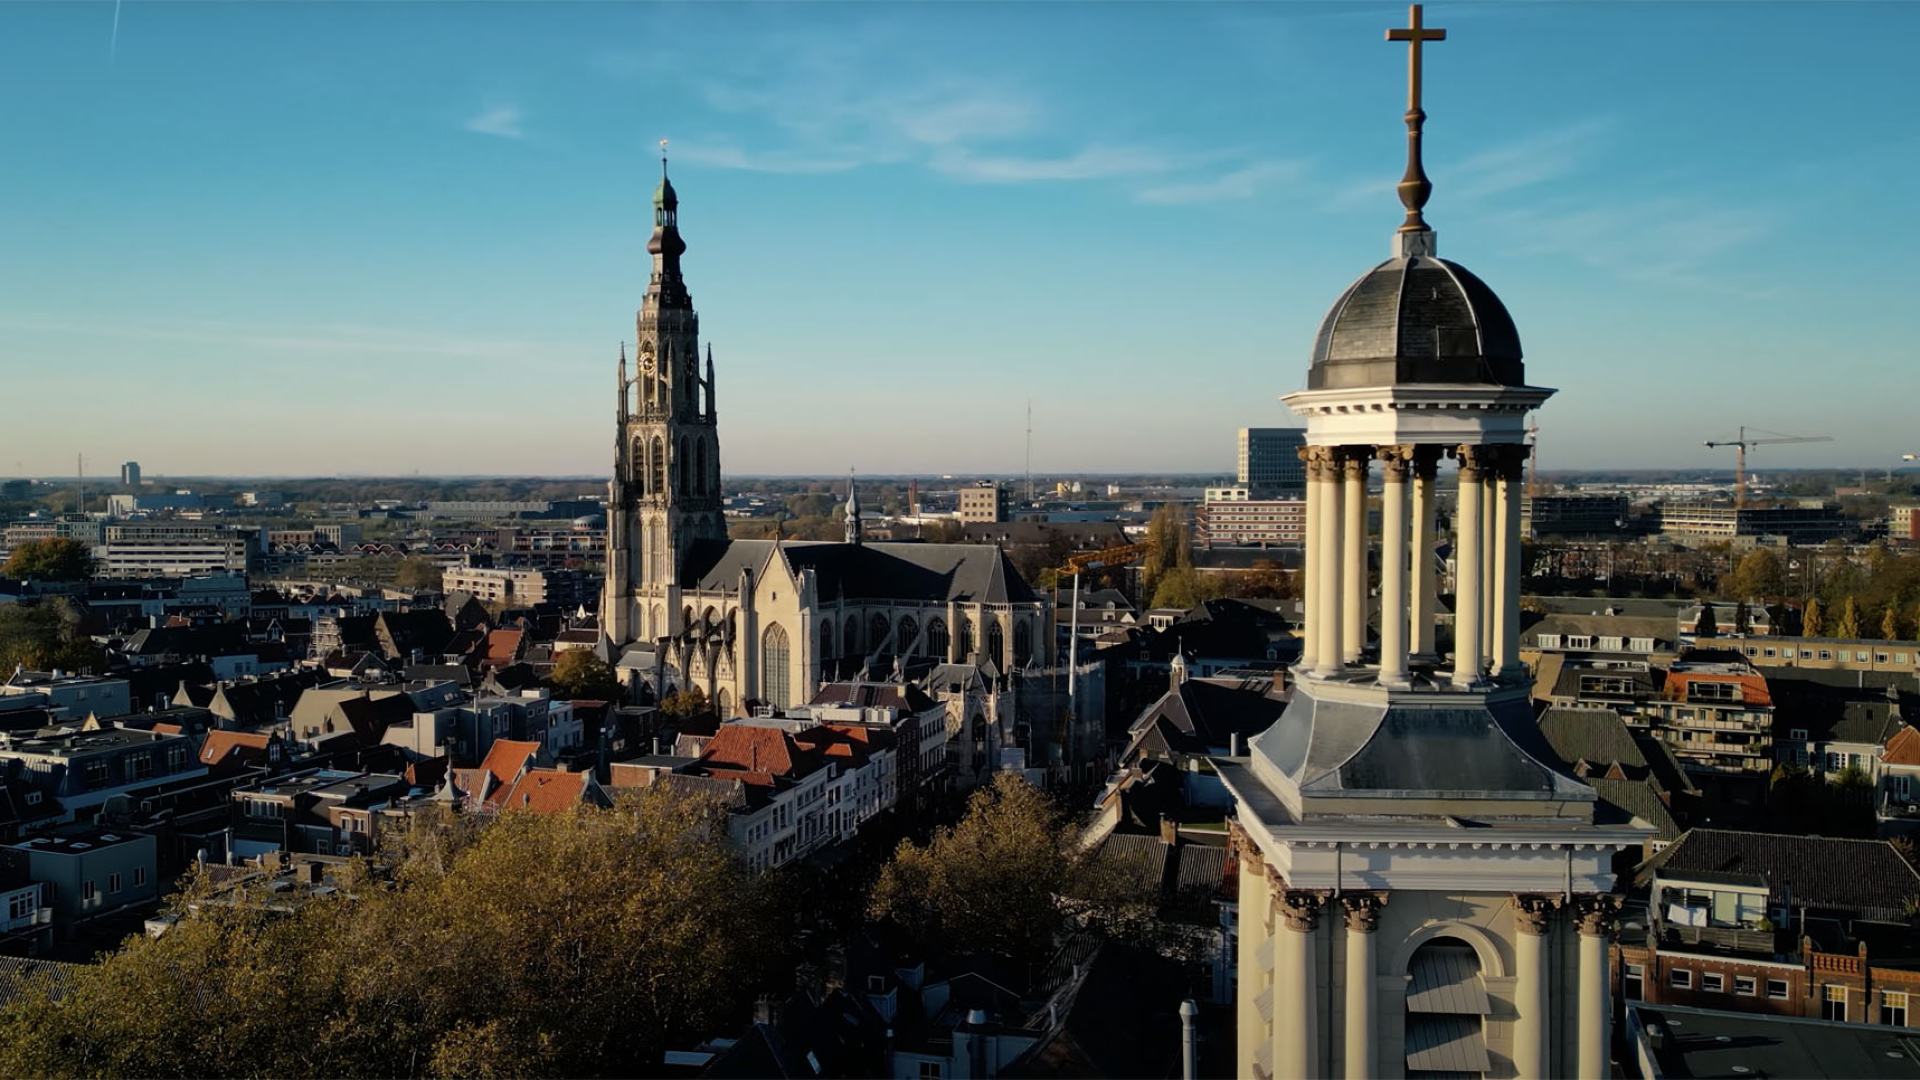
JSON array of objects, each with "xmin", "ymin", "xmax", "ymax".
[
  {"xmin": 898, "ymin": 616, "xmax": 919, "ymax": 657},
  {"xmin": 928, "ymin": 618, "xmax": 950, "ymax": 659},
  {"xmin": 761, "ymin": 623, "xmax": 791, "ymax": 710}
]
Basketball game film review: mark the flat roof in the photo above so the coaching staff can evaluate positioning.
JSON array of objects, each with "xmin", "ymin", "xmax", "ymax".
[
  {"xmin": 1632, "ymin": 1003, "xmax": 1920, "ymax": 1079},
  {"xmin": 10, "ymin": 829, "xmax": 149, "ymax": 855},
  {"xmin": 0, "ymin": 727, "xmax": 181, "ymax": 755}
]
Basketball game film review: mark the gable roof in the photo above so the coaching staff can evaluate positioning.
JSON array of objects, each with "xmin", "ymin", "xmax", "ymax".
[
  {"xmin": 1884, "ymin": 726, "xmax": 1920, "ymax": 766},
  {"xmin": 685, "ymin": 538, "xmax": 1038, "ymax": 605},
  {"xmin": 1587, "ymin": 776, "xmax": 1682, "ymax": 841},
  {"xmin": 498, "ymin": 769, "xmax": 606, "ymax": 814},
  {"xmin": 1537, "ymin": 707, "xmax": 1648, "ymax": 773},
  {"xmin": 199, "ymin": 730, "xmax": 272, "ymax": 768},
  {"xmin": 1648, "ymin": 829, "xmax": 1920, "ymax": 922}
]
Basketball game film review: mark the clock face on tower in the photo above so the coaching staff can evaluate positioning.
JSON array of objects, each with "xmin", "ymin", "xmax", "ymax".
[{"xmin": 639, "ymin": 348, "xmax": 656, "ymax": 374}]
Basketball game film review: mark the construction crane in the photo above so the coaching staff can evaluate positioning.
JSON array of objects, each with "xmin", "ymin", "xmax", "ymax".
[
  {"xmin": 1703, "ymin": 426, "xmax": 1834, "ymax": 508},
  {"xmin": 1525, "ymin": 420, "xmax": 1543, "ymax": 497}
]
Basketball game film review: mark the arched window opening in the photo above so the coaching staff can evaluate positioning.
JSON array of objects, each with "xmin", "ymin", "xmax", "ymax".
[
  {"xmin": 716, "ymin": 688, "xmax": 733, "ymax": 719},
  {"xmin": 898, "ymin": 616, "xmax": 919, "ymax": 657},
  {"xmin": 632, "ymin": 438, "xmax": 647, "ymax": 492},
  {"xmin": 1405, "ymin": 937, "xmax": 1490, "ymax": 1077},
  {"xmin": 820, "ymin": 619, "xmax": 836, "ymax": 661},
  {"xmin": 928, "ymin": 619, "xmax": 950, "ymax": 659},
  {"xmin": 1013, "ymin": 622, "xmax": 1032, "ymax": 667},
  {"xmin": 694, "ymin": 439, "xmax": 707, "ymax": 496},
  {"xmin": 870, "ymin": 614, "xmax": 891, "ymax": 653},
  {"xmin": 678, "ymin": 437, "xmax": 691, "ymax": 495},
  {"xmin": 651, "ymin": 437, "xmax": 666, "ymax": 495},
  {"xmin": 957, "ymin": 618, "xmax": 975, "ymax": 661},
  {"xmin": 650, "ymin": 605, "xmax": 665, "ymax": 639},
  {"xmin": 761, "ymin": 624, "xmax": 791, "ymax": 710},
  {"xmin": 987, "ymin": 623, "xmax": 1006, "ymax": 669},
  {"xmin": 844, "ymin": 617, "xmax": 860, "ymax": 659}
]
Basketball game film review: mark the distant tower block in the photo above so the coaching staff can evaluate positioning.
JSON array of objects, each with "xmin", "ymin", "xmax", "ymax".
[
  {"xmin": 120, "ymin": 461, "xmax": 141, "ymax": 487},
  {"xmin": 1222, "ymin": 9, "xmax": 1644, "ymax": 1080}
]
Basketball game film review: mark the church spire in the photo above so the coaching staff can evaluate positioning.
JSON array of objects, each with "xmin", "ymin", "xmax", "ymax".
[
  {"xmin": 647, "ymin": 139, "xmax": 691, "ymax": 310},
  {"xmin": 1387, "ymin": 4, "xmax": 1446, "ymax": 256},
  {"xmin": 845, "ymin": 471, "xmax": 863, "ymax": 546}
]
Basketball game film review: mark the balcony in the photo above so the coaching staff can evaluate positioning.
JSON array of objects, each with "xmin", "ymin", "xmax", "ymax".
[{"xmin": 1657, "ymin": 922, "xmax": 1780, "ymax": 956}]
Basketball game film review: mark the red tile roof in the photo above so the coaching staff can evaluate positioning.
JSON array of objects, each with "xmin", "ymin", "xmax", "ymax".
[
  {"xmin": 482, "ymin": 630, "xmax": 525, "ymax": 666},
  {"xmin": 200, "ymin": 730, "xmax": 271, "ymax": 767},
  {"xmin": 1664, "ymin": 671, "xmax": 1772, "ymax": 706},
  {"xmin": 470, "ymin": 739, "xmax": 544, "ymax": 807},
  {"xmin": 1885, "ymin": 726, "xmax": 1920, "ymax": 766},
  {"xmin": 499, "ymin": 768, "xmax": 599, "ymax": 814},
  {"xmin": 699, "ymin": 725, "xmax": 816, "ymax": 780}
]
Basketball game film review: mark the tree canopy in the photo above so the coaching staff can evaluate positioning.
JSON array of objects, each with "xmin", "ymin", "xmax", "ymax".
[
  {"xmin": 0, "ymin": 790, "xmax": 785, "ymax": 1079},
  {"xmin": 1, "ymin": 537, "xmax": 94, "ymax": 581},
  {"xmin": 392, "ymin": 557, "xmax": 443, "ymax": 591},
  {"xmin": 548, "ymin": 650, "xmax": 619, "ymax": 702},
  {"xmin": 869, "ymin": 773, "xmax": 1085, "ymax": 965},
  {"xmin": 0, "ymin": 599, "xmax": 105, "ymax": 674},
  {"xmin": 1725, "ymin": 548, "xmax": 1786, "ymax": 602}
]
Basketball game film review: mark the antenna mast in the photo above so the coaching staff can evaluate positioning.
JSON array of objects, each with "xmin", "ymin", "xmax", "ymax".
[{"xmin": 1024, "ymin": 399, "xmax": 1033, "ymax": 501}]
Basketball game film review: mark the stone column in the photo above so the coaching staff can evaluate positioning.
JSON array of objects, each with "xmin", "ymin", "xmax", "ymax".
[
  {"xmin": 1342, "ymin": 894, "xmax": 1384, "ymax": 1080},
  {"xmin": 1575, "ymin": 896, "xmax": 1618, "ymax": 1080},
  {"xmin": 1494, "ymin": 447, "xmax": 1527, "ymax": 678},
  {"xmin": 1235, "ymin": 833, "xmax": 1275, "ymax": 1078},
  {"xmin": 1300, "ymin": 448, "xmax": 1321, "ymax": 673},
  {"xmin": 1342, "ymin": 451, "xmax": 1368, "ymax": 665},
  {"xmin": 1277, "ymin": 891, "xmax": 1324, "ymax": 1080},
  {"xmin": 1513, "ymin": 895, "xmax": 1559, "ymax": 1080},
  {"xmin": 1481, "ymin": 470, "xmax": 1497, "ymax": 659},
  {"xmin": 1315, "ymin": 449, "xmax": 1345, "ymax": 678},
  {"xmin": 1376, "ymin": 447, "xmax": 1411, "ymax": 686},
  {"xmin": 1451, "ymin": 447, "xmax": 1486, "ymax": 687},
  {"xmin": 1410, "ymin": 448, "xmax": 1441, "ymax": 660}
]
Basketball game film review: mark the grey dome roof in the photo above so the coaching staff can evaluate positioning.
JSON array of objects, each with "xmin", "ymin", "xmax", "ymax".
[{"xmin": 1308, "ymin": 254, "xmax": 1524, "ymax": 390}]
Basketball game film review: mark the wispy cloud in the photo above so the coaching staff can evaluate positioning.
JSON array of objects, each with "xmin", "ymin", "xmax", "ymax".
[
  {"xmin": 463, "ymin": 105, "xmax": 527, "ymax": 140},
  {"xmin": 1137, "ymin": 159, "xmax": 1308, "ymax": 205},
  {"xmin": 933, "ymin": 144, "xmax": 1175, "ymax": 184},
  {"xmin": 1450, "ymin": 116, "xmax": 1615, "ymax": 199},
  {"xmin": 667, "ymin": 142, "xmax": 864, "ymax": 175}
]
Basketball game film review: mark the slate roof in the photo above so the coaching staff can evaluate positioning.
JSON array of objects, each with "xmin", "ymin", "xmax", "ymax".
[
  {"xmin": 0, "ymin": 957, "xmax": 85, "ymax": 1006},
  {"xmin": 374, "ymin": 609, "xmax": 456, "ymax": 660},
  {"xmin": 808, "ymin": 681, "xmax": 939, "ymax": 714},
  {"xmin": 1588, "ymin": 776, "xmax": 1682, "ymax": 841},
  {"xmin": 1308, "ymin": 254, "xmax": 1524, "ymax": 390},
  {"xmin": 1521, "ymin": 614, "xmax": 1677, "ymax": 651},
  {"xmin": 1648, "ymin": 829, "xmax": 1920, "ymax": 922},
  {"xmin": 1126, "ymin": 676, "xmax": 1287, "ymax": 758},
  {"xmin": 684, "ymin": 539, "xmax": 1038, "ymax": 605}
]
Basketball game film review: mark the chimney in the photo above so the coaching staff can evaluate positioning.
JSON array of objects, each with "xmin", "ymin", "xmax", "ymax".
[
  {"xmin": 1180, "ymin": 1000, "xmax": 1199, "ymax": 1080},
  {"xmin": 755, "ymin": 995, "xmax": 782, "ymax": 1027},
  {"xmin": 303, "ymin": 861, "xmax": 324, "ymax": 885}
]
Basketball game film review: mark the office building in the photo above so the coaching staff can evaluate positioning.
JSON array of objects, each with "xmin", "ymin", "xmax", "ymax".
[{"xmin": 1236, "ymin": 427, "xmax": 1306, "ymax": 495}]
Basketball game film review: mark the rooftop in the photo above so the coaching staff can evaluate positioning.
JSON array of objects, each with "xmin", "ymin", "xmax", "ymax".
[{"xmin": 1629, "ymin": 1003, "xmax": 1920, "ymax": 1080}]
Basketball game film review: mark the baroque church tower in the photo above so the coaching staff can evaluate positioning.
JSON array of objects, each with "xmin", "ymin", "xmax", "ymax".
[{"xmin": 605, "ymin": 155, "xmax": 727, "ymax": 646}]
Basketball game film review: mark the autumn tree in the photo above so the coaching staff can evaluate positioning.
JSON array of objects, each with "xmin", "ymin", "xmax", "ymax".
[
  {"xmin": 869, "ymin": 773, "xmax": 1085, "ymax": 965},
  {"xmin": 1802, "ymin": 597, "xmax": 1825, "ymax": 638},
  {"xmin": 393, "ymin": 557, "xmax": 443, "ymax": 591},
  {"xmin": 0, "ymin": 789, "xmax": 784, "ymax": 1079},
  {"xmin": 1149, "ymin": 567, "xmax": 1231, "ymax": 611},
  {"xmin": 1142, "ymin": 504, "xmax": 1194, "ymax": 603},
  {"xmin": 0, "ymin": 599, "xmax": 105, "ymax": 673},
  {"xmin": 1725, "ymin": 548, "xmax": 1786, "ymax": 602},
  {"xmin": 1837, "ymin": 596, "xmax": 1863, "ymax": 640},
  {"xmin": 549, "ymin": 649, "xmax": 620, "ymax": 702},
  {"xmin": 1, "ymin": 537, "xmax": 94, "ymax": 581},
  {"xmin": 659, "ymin": 685, "xmax": 711, "ymax": 722}
]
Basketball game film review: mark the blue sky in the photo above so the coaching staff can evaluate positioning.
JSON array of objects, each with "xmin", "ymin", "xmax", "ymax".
[{"xmin": 0, "ymin": 1, "xmax": 1913, "ymax": 479}]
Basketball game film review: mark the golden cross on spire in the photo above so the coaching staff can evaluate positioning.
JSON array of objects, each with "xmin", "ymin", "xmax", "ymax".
[
  {"xmin": 1385, "ymin": 4, "xmax": 1446, "ymax": 239},
  {"xmin": 1387, "ymin": 4, "xmax": 1446, "ymax": 113}
]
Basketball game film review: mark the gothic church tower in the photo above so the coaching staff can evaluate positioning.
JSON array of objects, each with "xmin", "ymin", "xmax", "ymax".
[{"xmin": 605, "ymin": 157, "xmax": 726, "ymax": 646}]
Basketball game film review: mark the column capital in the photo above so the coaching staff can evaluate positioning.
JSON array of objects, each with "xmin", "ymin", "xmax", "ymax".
[
  {"xmin": 1487, "ymin": 443, "xmax": 1529, "ymax": 483},
  {"xmin": 1342, "ymin": 892, "xmax": 1387, "ymax": 934},
  {"xmin": 1574, "ymin": 893, "xmax": 1621, "ymax": 937},
  {"xmin": 1230, "ymin": 821, "xmax": 1266, "ymax": 878},
  {"xmin": 1513, "ymin": 893, "xmax": 1562, "ymax": 936},
  {"xmin": 1376, "ymin": 444, "xmax": 1415, "ymax": 480},
  {"xmin": 1302, "ymin": 444, "xmax": 1342, "ymax": 481},
  {"xmin": 1452, "ymin": 443, "xmax": 1495, "ymax": 481},
  {"xmin": 1410, "ymin": 444, "xmax": 1445, "ymax": 480},
  {"xmin": 1341, "ymin": 449, "xmax": 1371, "ymax": 481},
  {"xmin": 1281, "ymin": 890, "xmax": 1328, "ymax": 933}
]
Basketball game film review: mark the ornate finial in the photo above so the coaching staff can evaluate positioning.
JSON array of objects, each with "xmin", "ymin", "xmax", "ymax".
[
  {"xmin": 660, "ymin": 137, "xmax": 669, "ymax": 178},
  {"xmin": 845, "ymin": 469, "xmax": 863, "ymax": 546},
  {"xmin": 1386, "ymin": 4, "xmax": 1446, "ymax": 242}
]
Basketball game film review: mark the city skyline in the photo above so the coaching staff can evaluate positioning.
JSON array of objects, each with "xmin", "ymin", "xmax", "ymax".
[{"xmin": 2, "ymin": 2, "xmax": 1914, "ymax": 476}]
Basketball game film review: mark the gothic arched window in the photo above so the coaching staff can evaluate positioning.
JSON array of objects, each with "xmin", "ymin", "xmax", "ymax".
[
  {"xmin": 716, "ymin": 688, "xmax": 732, "ymax": 719},
  {"xmin": 819, "ymin": 619, "xmax": 835, "ymax": 661},
  {"xmin": 678, "ymin": 437, "xmax": 691, "ymax": 495},
  {"xmin": 632, "ymin": 437, "xmax": 646, "ymax": 492},
  {"xmin": 1013, "ymin": 622, "xmax": 1032, "ymax": 667},
  {"xmin": 987, "ymin": 623, "xmax": 1006, "ymax": 669},
  {"xmin": 651, "ymin": 437, "xmax": 666, "ymax": 494},
  {"xmin": 928, "ymin": 618, "xmax": 950, "ymax": 659},
  {"xmin": 898, "ymin": 616, "xmax": 919, "ymax": 657},
  {"xmin": 650, "ymin": 605, "xmax": 665, "ymax": 638},
  {"xmin": 844, "ymin": 618, "xmax": 860, "ymax": 658},
  {"xmin": 957, "ymin": 617, "xmax": 974, "ymax": 661},
  {"xmin": 761, "ymin": 623, "xmax": 791, "ymax": 710},
  {"xmin": 870, "ymin": 614, "xmax": 891, "ymax": 653},
  {"xmin": 694, "ymin": 439, "xmax": 707, "ymax": 496}
]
